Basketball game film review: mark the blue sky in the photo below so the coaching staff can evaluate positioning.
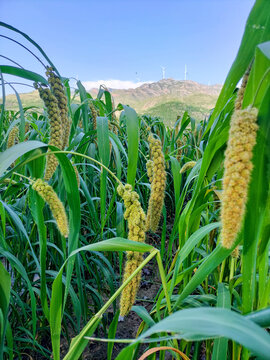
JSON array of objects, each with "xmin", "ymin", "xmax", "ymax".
[{"xmin": 1, "ymin": 0, "xmax": 254, "ymax": 92}]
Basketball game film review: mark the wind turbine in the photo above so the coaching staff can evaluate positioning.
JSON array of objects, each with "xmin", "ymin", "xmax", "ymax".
[
  {"xmin": 135, "ymin": 71, "xmax": 141, "ymax": 83},
  {"xmin": 184, "ymin": 64, "xmax": 188, "ymax": 80},
  {"xmin": 161, "ymin": 66, "xmax": 166, "ymax": 80}
]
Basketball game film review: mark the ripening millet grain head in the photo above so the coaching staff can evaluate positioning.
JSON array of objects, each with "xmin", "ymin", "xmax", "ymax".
[
  {"xmin": 37, "ymin": 85, "xmax": 63, "ymax": 180},
  {"xmin": 32, "ymin": 178, "xmax": 69, "ymax": 238},
  {"xmin": 220, "ymin": 107, "xmax": 258, "ymax": 249},
  {"xmin": 119, "ymin": 251, "xmax": 143, "ymax": 316},
  {"xmin": 7, "ymin": 126, "xmax": 19, "ymax": 149},
  {"xmin": 117, "ymin": 184, "xmax": 146, "ymax": 316},
  {"xmin": 180, "ymin": 161, "xmax": 196, "ymax": 174},
  {"xmin": 176, "ymin": 138, "xmax": 183, "ymax": 161},
  {"xmin": 46, "ymin": 67, "xmax": 70, "ymax": 149},
  {"xmin": 24, "ymin": 122, "xmax": 31, "ymax": 140},
  {"xmin": 146, "ymin": 134, "xmax": 166, "ymax": 232},
  {"xmin": 90, "ymin": 103, "xmax": 97, "ymax": 131}
]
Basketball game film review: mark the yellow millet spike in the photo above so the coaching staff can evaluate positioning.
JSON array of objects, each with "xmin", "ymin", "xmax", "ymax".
[
  {"xmin": 146, "ymin": 135, "xmax": 166, "ymax": 232},
  {"xmin": 7, "ymin": 126, "xmax": 19, "ymax": 148},
  {"xmin": 90, "ymin": 103, "xmax": 97, "ymax": 131},
  {"xmin": 180, "ymin": 161, "xmax": 197, "ymax": 174},
  {"xmin": 220, "ymin": 107, "xmax": 258, "ymax": 249},
  {"xmin": 38, "ymin": 86, "xmax": 63, "ymax": 180},
  {"xmin": 176, "ymin": 138, "xmax": 182, "ymax": 161},
  {"xmin": 119, "ymin": 252, "xmax": 143, "ymax": 316},
  {"xmin": 117, "ymin": 184, "xmax": 146, "ymax": 316},
  {"xmin": 46, "ymin": 67, "xmax": 70, "ymax": 149},
  {"xmin": 24, "ymin": 123, "xmax": 31, "ymax": 140},
  {"xmin": 32, "ymin": 178, "xmax": 69, "ymax": 238}
]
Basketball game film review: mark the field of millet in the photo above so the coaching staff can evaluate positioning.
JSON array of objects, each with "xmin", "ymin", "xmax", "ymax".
[{"xmin": 0, "ymin": 1, "xmax": 270, "ymax": 359}]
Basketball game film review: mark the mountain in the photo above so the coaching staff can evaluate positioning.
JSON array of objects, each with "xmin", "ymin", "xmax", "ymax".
[
  {"xmin": 3, "ymin": 79, "xmax": 221, "ymax": 125},
  {"xmin": 108, "ymin": 79, "xmax": 221, "ymax": 125}
]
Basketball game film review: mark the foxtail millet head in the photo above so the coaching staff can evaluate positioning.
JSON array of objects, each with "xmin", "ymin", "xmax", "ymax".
[{"xmin": 220, "ymin": 107, "xmax": 258, "ymax": 249}]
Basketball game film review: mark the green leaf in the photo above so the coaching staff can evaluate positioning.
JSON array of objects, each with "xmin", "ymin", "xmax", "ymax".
[
  {"xmin": 50, "ymin": 266, "xmax": 64, "ymax": 360},
  {"xmin": 169, "ymin": 222, "xmax": 221, "ymax": 297},
  {"xmin": 0, "ymin": 65, "xmax": 48, "ymax": 85},
  {"xmin": 0, "ymin": 69, "xmax": 6, "ymax": 137},
  {"xmin": 243, "ymin": 41, "xmax": 270, "ymax": 108},
  {"xmin": 0, "ymin": 247, "xmax": 37, "ymax": 337},
  {"xmin": 96, "ymin": 116, "xmax": 110, "ymax": 227},
  {"xmin": 0, "ymin": 22, "xmax": 59, "ymax": 75},
  {"xmin": 0, "ymin": 261, "xmax": 11, "ymax": 359},
  {"xmin": 138, "ymin": 308, "xmax": 270, "ymax": 359},
  {"xmin": 76, "ymin": 81, "xmax": 89, "ymax": 131},
  {"xmin": 123, "ymin": 105, "xmax": 139, "ymax": 188},
  {"xmin": 132, "ymin": 306, "xmax": 156, "ymax": 328},
  {"xmin": 68, "ymin": 238, "xmax": 153, "ymax": 257},
  {"xmin": 172, "ymin": 243, "xmax": 239, "ymax": 311},
  {"xmin": 107, "ymin": 310, "xmax": 120, "ymax": 360},
  {"xmin": 212, "ymin": 284, "xmax": 231, "ymax": 360},
  {"xmin": 0, "ymin": 140, "xmax": 47, "ymax": 176},
  {"xmin": 177, "ymin": 222, "xmax": 220, "ymax": 267},
  {"xmin": 114, "ymin": 343, "xmax": 137, "ymax": 360},
  {"xmin": 170, "ymin": 156, "xmax": 181, "ymax": 206},
  {"xmin": 245, "ymin": 307, "xmax": 270, "ymax": 328}
]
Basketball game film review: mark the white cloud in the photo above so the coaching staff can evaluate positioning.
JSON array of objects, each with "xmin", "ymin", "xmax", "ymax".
[{"xmin": 82, "ymin": 79, "xmax": 153, "ymax": 90}]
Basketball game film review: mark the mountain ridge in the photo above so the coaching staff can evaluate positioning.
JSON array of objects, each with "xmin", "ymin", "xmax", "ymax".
[{"xmin": 3, "ymin": 79, "xmax": 222, "ymax": 125}]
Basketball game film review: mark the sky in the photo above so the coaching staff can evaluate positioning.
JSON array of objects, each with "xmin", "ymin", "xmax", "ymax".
[{"xmin": 0, "ymin": 0, "xmax": 255, "ymax": 94}]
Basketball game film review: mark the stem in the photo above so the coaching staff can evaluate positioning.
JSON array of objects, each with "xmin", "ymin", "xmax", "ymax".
[
  {"xmin": 168, "ymin": 249, "xmax": 179, "ymax": 275},
  {"xmin": 19, "ymin": 149, "xmax": 123, "ymax": 186},
  {"xmin": 229, "ymin": 257, "xmax": 235, "ymax": 281},
  {"xmin": 55, "ymin": 150, "xmax": 122, "ymax": 185},
  {"xmin": 138, "ymin": 147, "xmax": 148, "ymax": 161},
  {"xmin": 219, "ymin": 259, "xmax": 226, "ymax": 283},
  {"xmin": 84, "ymin": 337, "xmax": 133, "ymax": 344},
  {"xmin": 12, "ymin": 171, "xmax": 33, "ymax": 183},
  {"xmin": 4, "ymin": 81, "xmax": 35, "ymax": 89},
  {"xmin": 0, "ymin": 55, "xmax": 24, "ymax": 68}
]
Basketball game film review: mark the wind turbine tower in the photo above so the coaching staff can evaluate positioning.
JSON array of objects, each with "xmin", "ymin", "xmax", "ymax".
[
  {"xmin": 184, "ymin": 64, "xmax": 188, "ymax": 80},
  {"xmin": 161, "ymin": 66, "xmax": 166, "ymax": 80}
]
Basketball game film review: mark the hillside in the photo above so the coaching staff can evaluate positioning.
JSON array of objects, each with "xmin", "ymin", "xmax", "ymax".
[
  {"xmin": 144, "ymin": 101, "xmax": 209, "ymax": 126},
  {"xmin": 3, "ymin": 79, "xmax": 221, "ymax": 124}
]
